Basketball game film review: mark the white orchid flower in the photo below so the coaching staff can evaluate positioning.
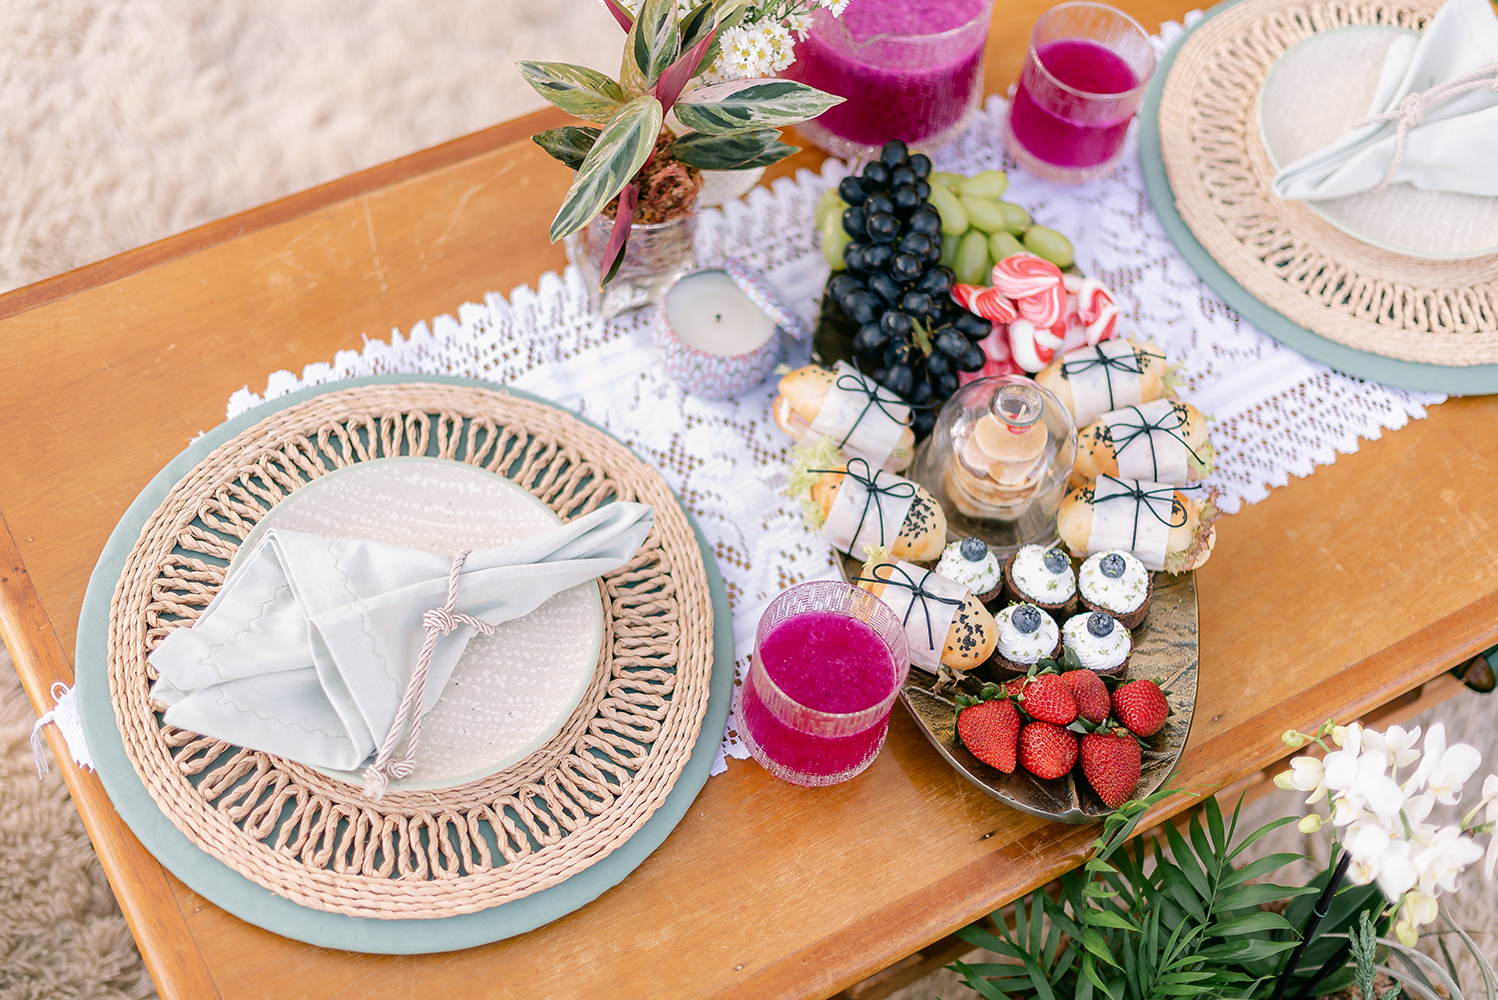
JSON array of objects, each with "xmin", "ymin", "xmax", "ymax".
[
  {"xmin": 1328, "ymin": 751, "xmax": 1404, "ymax": 827},
  {"xmin": 1362, "ymin": 725, "xmax": 1422, "ymax": 770},
  {"xmin": 1407, "ymin": 725, "xmax": 1482, "ymax": 805},
  {"xmin": 1375, "ymin": 837, "xmax": 1417, "ymax": 899},
  {"xmin": 1413, "ymin": 826, "xmax": 1485, "ymax": 897},
  {"xmin": 1394, "ymin": 889, "xmax": 1440, "ymax": 946},
  {"xmin": 1281, "ymin": 755, "xmax": 1329, "ymax": 804}
]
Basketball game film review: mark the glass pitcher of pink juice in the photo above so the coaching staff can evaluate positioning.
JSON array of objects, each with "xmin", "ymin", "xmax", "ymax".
[
  {"xmin": 738, "ymin": 581, "xmax": 910, "ymax": 787},
  {"xmin": 1002, "ymin": 2, "xmax": 1157, "ymax": 184},
  {"xmin": 781, "ymin": 0, "xmax": 996, "ymax": 160}
]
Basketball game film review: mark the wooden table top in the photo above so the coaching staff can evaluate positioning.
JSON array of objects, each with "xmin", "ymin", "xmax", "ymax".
[{"xmin": 3, "ymin": 2, "xmax": 1497, "ymax": 998}]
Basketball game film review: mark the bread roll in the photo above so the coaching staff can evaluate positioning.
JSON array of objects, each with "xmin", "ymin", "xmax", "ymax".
[
  {"xmin": 1072, "ymin": 401, "xmax": 1213, "ymax": 486},
  {"xmin": 773, "ymin": 365, "xmax": 915, "ymax": 472},
  {"xmin": 810, "ymin": 467, "xmax": 946, "ymax": 562},
  {"xmin": 1057, "ymin": 482, "xmax": 1216, "ymax": 574},
  {"xmin": 1035, "ymin": 339, "xmax": 1171, "ymax": 426},
  {"xmin": 857, "ymin": 563, "xmax": 998, "ymax": 671}
]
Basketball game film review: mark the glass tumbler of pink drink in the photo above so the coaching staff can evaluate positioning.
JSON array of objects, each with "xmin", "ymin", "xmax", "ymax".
[
  {"xmin": 1002, "ymin": 2, "xmax": 1157, "ymax": 184},
  {"xmin": 780, "ymin": 0, "xmax": 996, "ymax": 160},
  {"xmin": 738, "ymin": 581, "xmax": 910, "ymax": 787}
]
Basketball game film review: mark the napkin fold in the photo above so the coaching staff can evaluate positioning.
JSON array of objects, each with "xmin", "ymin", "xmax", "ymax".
[
  {"xmin": 149, "ymin": 502, "xmax": 655, "ymax": 787},
  {"xmin": 1270, "ymin": 0, "xmax": 1498, "ymax": 201}
]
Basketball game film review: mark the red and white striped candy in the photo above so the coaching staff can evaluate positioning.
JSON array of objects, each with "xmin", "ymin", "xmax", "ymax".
[
  {"xmin": 1016, "ymin": 282, "xmax": 1066, "ymax": 329},
  {"xmin": 990, "ymin": 253, "xmax": 1063, "ymax": 300},
  {"xmin": 1086, "ymin": 301, "xmax": 1119, "ymax": 345},
  {"xmin": 1074, "ymin": 278, "xmax": 1116, "ymax": 326},
  {"xmin": 1007, "ymin": 318, "xmax": 1059, "ymax": 373},
  {"xmin": 951, "ymin": 284, "xmax": 1019, "ymax": 324},
  {"xmin": 980, "ymin": 326, "xmax": 1011, "ymax": 363},
  {"xmin": 1061, "ymin": 318, "xmax": 1091, "ymax": 353}
]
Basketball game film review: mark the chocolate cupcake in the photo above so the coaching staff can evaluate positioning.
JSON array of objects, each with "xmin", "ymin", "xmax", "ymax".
[
  {"xmin": 991, "ymin": 603, "xmax": 1063, "ymax": 675},
  {"xmin": 1002, "ymin": 544, "xmax": 1078, "ymax": 621},
  {"xmin": 1062, "ymin": 611, "xmax": 1132, "ymax": 676},
  {"xmin": 1077, "ymin": 550, "xmax": 1152, "ymax": 629},
  {"xmin": 935, "ymin": 537, "xmax": 1003, "ymax": 604}
]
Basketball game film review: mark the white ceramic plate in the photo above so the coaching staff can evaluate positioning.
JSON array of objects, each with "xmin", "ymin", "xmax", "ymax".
[
  {"xmin": 1257, "ymin": 24, "xmax": 1498, "ymax": 260},
  {"xmin": 230, "ymin": 457, "xmax": 604, "ymax": 791}
]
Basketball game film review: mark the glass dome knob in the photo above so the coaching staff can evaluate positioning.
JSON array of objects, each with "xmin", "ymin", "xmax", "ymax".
[{"xmin": 991, "ymin": 383, "xmax": 1043, "ymax": 429}]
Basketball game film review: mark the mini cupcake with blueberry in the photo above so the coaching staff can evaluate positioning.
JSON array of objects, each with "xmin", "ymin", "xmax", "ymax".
[
  {"xmin": 1002, "ymin": 544, "xmax": 1077, "ymax": 621},
  {"xmin": 1062, "ymin": 611, "xmax": 1132, "ymax": 676},
  {"xmin": 1077, "ymin": 550, "xmax": 1152, "ymax": 629},
  {"xmin": 991, "ymin": 603, "xmax": 1063, "ymax": 675},
  {"xmin": 935, "ymin": 537, "xmax": 1003, "ymax": 605}
]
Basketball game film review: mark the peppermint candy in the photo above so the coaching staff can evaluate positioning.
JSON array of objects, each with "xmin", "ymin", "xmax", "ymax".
[{"xmin": 991, "ymin": 253, "xmax": 1063, "ymax": 299}]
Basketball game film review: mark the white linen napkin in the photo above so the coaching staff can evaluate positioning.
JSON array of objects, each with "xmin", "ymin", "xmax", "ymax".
[
  {"xmin": 148, "ymin": 502, "xmax": 655, "ymax": 788},
  {"xmin": 1270, "ymin": 0, "xmax": 1498, "ymax": 200}
]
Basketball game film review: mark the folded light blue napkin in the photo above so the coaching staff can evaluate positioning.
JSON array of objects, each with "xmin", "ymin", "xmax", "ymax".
[{"xmin": 148, "ymin": 502, "xmax": 655, "ymax": 788}]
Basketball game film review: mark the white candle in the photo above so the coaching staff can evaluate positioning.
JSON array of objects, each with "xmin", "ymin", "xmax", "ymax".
[{"xmin": 665, "ymin": 270, "xmax": 777, "ymax": 357}]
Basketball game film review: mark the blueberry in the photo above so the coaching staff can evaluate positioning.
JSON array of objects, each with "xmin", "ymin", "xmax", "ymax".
[
  {"xmin": 1043, "ymin": 548, "xmax": 1069, "ymax": 574},
  {"xmin": 880, "ymin": 140, "xmax": 909, "ymax": 167},
  {"xmin": 889, "ymin": 252, "xmax": 923, "ymax": 282},
  {"xmin": 959, "ymin": 537, "xmax": 988, "ymax": 562},
  {"xmin": 866, "ymin": 212, "xmax": 900, "ymax": 244},
  {"xmin": 909, "ymin": 153, "xmax": 932, "ymax": 178},
  {"xmin": 837, "ymin": 175, "xmax": 867, "ymax": 205},
  {"xmin": 1012, "ymin": 606, "xmax": 1042, "ymax": 634},
  {"xmin": 861, "ymin": 161, "xmax": 890, "ymax": 189},
  {"xmin": 1100, "ymin": 553, "xmax": 1126, "ymax": 579},
  {"xmin": 1086, "ymin": 612, "xmax": 1115, "ymax": 638}
]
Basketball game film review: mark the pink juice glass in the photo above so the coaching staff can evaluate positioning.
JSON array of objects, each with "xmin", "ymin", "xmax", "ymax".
[
  {"xmin": 1002, "ymin": 2, "xmax": 1157, "ymax": 184},
  {"xmin": 738, "ymin": 581, "xmax": 910, "ymax": 787},
  {"xmin": 781, "ymin": 0, "xmax": 996, "ymax": 160}
]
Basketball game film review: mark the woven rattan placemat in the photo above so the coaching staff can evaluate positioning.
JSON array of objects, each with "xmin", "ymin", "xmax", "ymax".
[
  {"xmin": 1158, "ymin": 0, "xmax": 1498, "ymax": 367},
  {"xmin": 103, "ymin": 381, "xmax": 714, "ymax": 920}
]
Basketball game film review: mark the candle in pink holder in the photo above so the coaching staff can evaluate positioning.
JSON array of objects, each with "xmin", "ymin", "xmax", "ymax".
[
  {"xmin": 738, "ymin": 581, "xmax": 910, "ymax": 787},
  {"xmin": 781, "ymin": 0, "xmax": 996, "ymax": 160},
  {"xmin": 1002, "ymin": 2, "xmax": 1156, "ymax": 184}
]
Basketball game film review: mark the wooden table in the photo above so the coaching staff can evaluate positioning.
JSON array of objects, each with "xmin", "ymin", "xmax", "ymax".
[{"xmin": 3, "ymin": 2, "xmax": 1496, "ymax": 997}]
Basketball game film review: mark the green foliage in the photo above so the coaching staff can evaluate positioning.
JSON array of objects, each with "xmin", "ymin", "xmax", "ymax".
[
  {"xmin": 1350, "ymin": 911, "xmax": 1403, "ymax": 1000},
  {"xmin": 674, "ymin": 79, "xmax": 844, "ymax": 135},
  {"xmin": 547, "ymin": 96, "xmax": 662, "ymax": 243},
  {"xmin": 947, "ymin": 793, "xmax": 1366, "ymax": 1000},
  {"xmin": 515, "ymin": 62, "xmax": 625, "ymax": 123},
  {"xmin": 531, "ymin": 127, "xmax": 603, "ymax": 170},
  {"xmin": 621, "ymin": 0, "xmax": 681, "ymax": 96},
  {"xmin": 668, "ymin": 128, "xmax": 787, "ymax": 170}
]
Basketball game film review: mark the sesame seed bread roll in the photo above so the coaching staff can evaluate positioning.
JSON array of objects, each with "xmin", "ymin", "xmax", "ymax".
[
  {"xmin": 773, "ymin": 365, "xmax": 915, "ymax": 472},
  {"xmin": 1035, "ymin": 339, "xmax": 1172, "ymax": 427},
  {"xmin": 1057, "ymin": 482, "xmax": 1217, "ymax": 574},
  {"xmin": 811, "ymin": 467, "xmax": 947, "ymax": 562},
  {"xmin": 1072, "ymin": 401, "xmax": 1214, "ymax": 486},
  {"xmin": 857, "ymin": 562, "xmax": 998, "ymax": 672}
]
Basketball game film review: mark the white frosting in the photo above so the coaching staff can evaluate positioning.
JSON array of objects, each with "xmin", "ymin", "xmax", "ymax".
[
  {"xmin": 1104, "ymin": 399, "xmax": 1190, "ymax": 485},
  {"xmin": 806, "ymin": 361, "xmax": 911, "ymax": 470},
  {"xmin": 936, "ymin": 542, "xmax": 1002, "ymax": 596},
  {"xmin": 869, "ymin": 560, "xmax": 965, "ymax": 671},
  {"xmin": 1085, "ymin": 476, "xmax": 1176, "ymax": 571},
  {"xmin": 996, "ymin": 604, "xmax": 1059, "ymax": 665},
  {"xmin": 1062, "ymin": 613, "xmax": 1132, "ymax": 672},
  {"xmin": 1061, "ymin": 340, "xmax": 1146, "ymax": 427},
  {"xmin": 1078, "ymin": 549, "xmax": 1151, "ymax": 614},
  {"xmin": 821, "ymin": 464, "xmax": 918, "ymax": 557},
  {"xmin": 1009, "ymin": 544, "xmax": 1076, "ymax": 604}
]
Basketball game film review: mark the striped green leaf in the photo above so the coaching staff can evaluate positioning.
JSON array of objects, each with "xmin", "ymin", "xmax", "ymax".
[
  {"xmin": 674, "ymin": 78, "xmax": 843, "ymax": 135},
  {"xmin": 620, "ymin": 0, "xmax": 679, "ymax": 96},
  {"xmin": 516, "ymin": 62, "xmax": 625, "ymax": 123},
  {"xmin": 531, "ymin": 126, "xmax": 602, "ymax": 170},
  {"xmin": 735, "ymin": 140, "xmax": 798, "ymax": 169},
  {"xmin": 668, "ymin": 128, "xmax": 781, "ymax": 169},
  {"xmin": 548, "ymin": 95, "xmax": 663, "ymax": 243}
]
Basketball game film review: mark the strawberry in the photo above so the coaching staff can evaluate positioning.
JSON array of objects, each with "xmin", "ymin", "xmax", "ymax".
[
  {"xmin": 1112, "ymin": 679, "xmax": 1170, "ymax": 737},
  {"xmin": 1018, "ymin": 673, "xmax": 1077, "ymax": 725},
  {"xmin": 1000, "ymin": 676, "xmax": 1028, "ymax": 699},
  {"xmin": 956, "ymin": 698, "xmax": 1021, "ymax": 773},
  {"xmin": 1018, "ymin": 721, "xmax": 1078, "ymax": 779},
  {"xmin": 1061, "ymin": 670, "xmax": 1110, "ymax": 724},
  {"xmin": 1080, "ymin": 729, "xmax": 1142, "ymax": 809}
]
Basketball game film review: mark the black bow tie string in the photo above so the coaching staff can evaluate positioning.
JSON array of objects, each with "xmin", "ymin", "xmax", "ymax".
[
  {"xmin": 1060, "ymin": 344, "xmax": 1163, "ymax": 413},
  {"xmin": 809, "ymin": 457, "xmax": 916, "ymax": 549},
  {"xmin": 851, "ymin": 562, "xmax": 962, "ymax": 653},
  {"xmin": 831, "ymin": 371, "xmax": 913, "ymax": 449},
  {"xmin": 1092, "ymin": 476, "xmax": 1198, "ymax": 553},
  {"xmin": 1106, "ymin": 404, "xmax": 1204, "ymax": 481}
]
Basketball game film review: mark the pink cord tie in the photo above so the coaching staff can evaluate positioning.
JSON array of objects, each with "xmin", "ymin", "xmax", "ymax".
[
  {"xmin": 363, "ymin": 549, "xmax": 493, "ymax": 799},
  {"xmin": 1352, "ymin": 61, "xmax": 1498, "ymax": 193}
]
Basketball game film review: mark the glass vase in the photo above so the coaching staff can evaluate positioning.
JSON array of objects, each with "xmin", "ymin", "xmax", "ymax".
[{"xmin": 566, "ymin": 208, "xmax": 698, "ymax": 320}]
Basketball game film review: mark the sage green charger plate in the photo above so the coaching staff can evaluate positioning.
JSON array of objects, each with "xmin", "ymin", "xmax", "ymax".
[
  {"xmin": 75, "ymin": 373, "xmax": 736, "ymax": 955},
  {"xmin": 1137, "ymin": 0, "xmax": 1498, "ymax": 396}
]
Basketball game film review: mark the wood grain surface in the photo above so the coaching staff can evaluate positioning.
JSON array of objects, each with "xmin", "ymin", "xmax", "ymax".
[{"xmin": 2, "ymin": 1, "xmax": 1495, "ymax": 998}]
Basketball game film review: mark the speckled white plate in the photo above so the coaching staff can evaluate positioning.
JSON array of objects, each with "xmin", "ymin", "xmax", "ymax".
[{"xmin": 229, "ymin": 457, "xmax": 604, "ymax": 792}]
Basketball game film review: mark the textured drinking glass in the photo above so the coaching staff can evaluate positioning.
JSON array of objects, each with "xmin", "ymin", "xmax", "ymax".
[
  {"xmin": 738, "ymin": 581, "xmax": 911, "ymax": 787},
  {"xmin": 781, "ymin": 0, "xmax": 996, "ymax": 160},
  {"xmin": 1002, "ymin": 2, "xmax": 1157, "ymax": 184}
]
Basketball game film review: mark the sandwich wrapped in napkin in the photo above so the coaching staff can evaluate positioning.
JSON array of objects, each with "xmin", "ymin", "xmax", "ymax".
[
  {"xmin": 1271, "ymin": 0, "xmax": 1498, "ymax": 200},
  {"xmin": 148, "ymin": 502, "xmax": 655, "ymax": 796}
]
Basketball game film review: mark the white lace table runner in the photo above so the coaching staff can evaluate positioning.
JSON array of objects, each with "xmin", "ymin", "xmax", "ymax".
[{"xmin": 226, "ymin": 22, "xmax": 1443, "ymax": 775}]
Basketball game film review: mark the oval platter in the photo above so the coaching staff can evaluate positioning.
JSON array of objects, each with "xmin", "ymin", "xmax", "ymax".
[{"xmin": 841, "ymin": 553, "xmax": 1198, "ymax": 823}]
